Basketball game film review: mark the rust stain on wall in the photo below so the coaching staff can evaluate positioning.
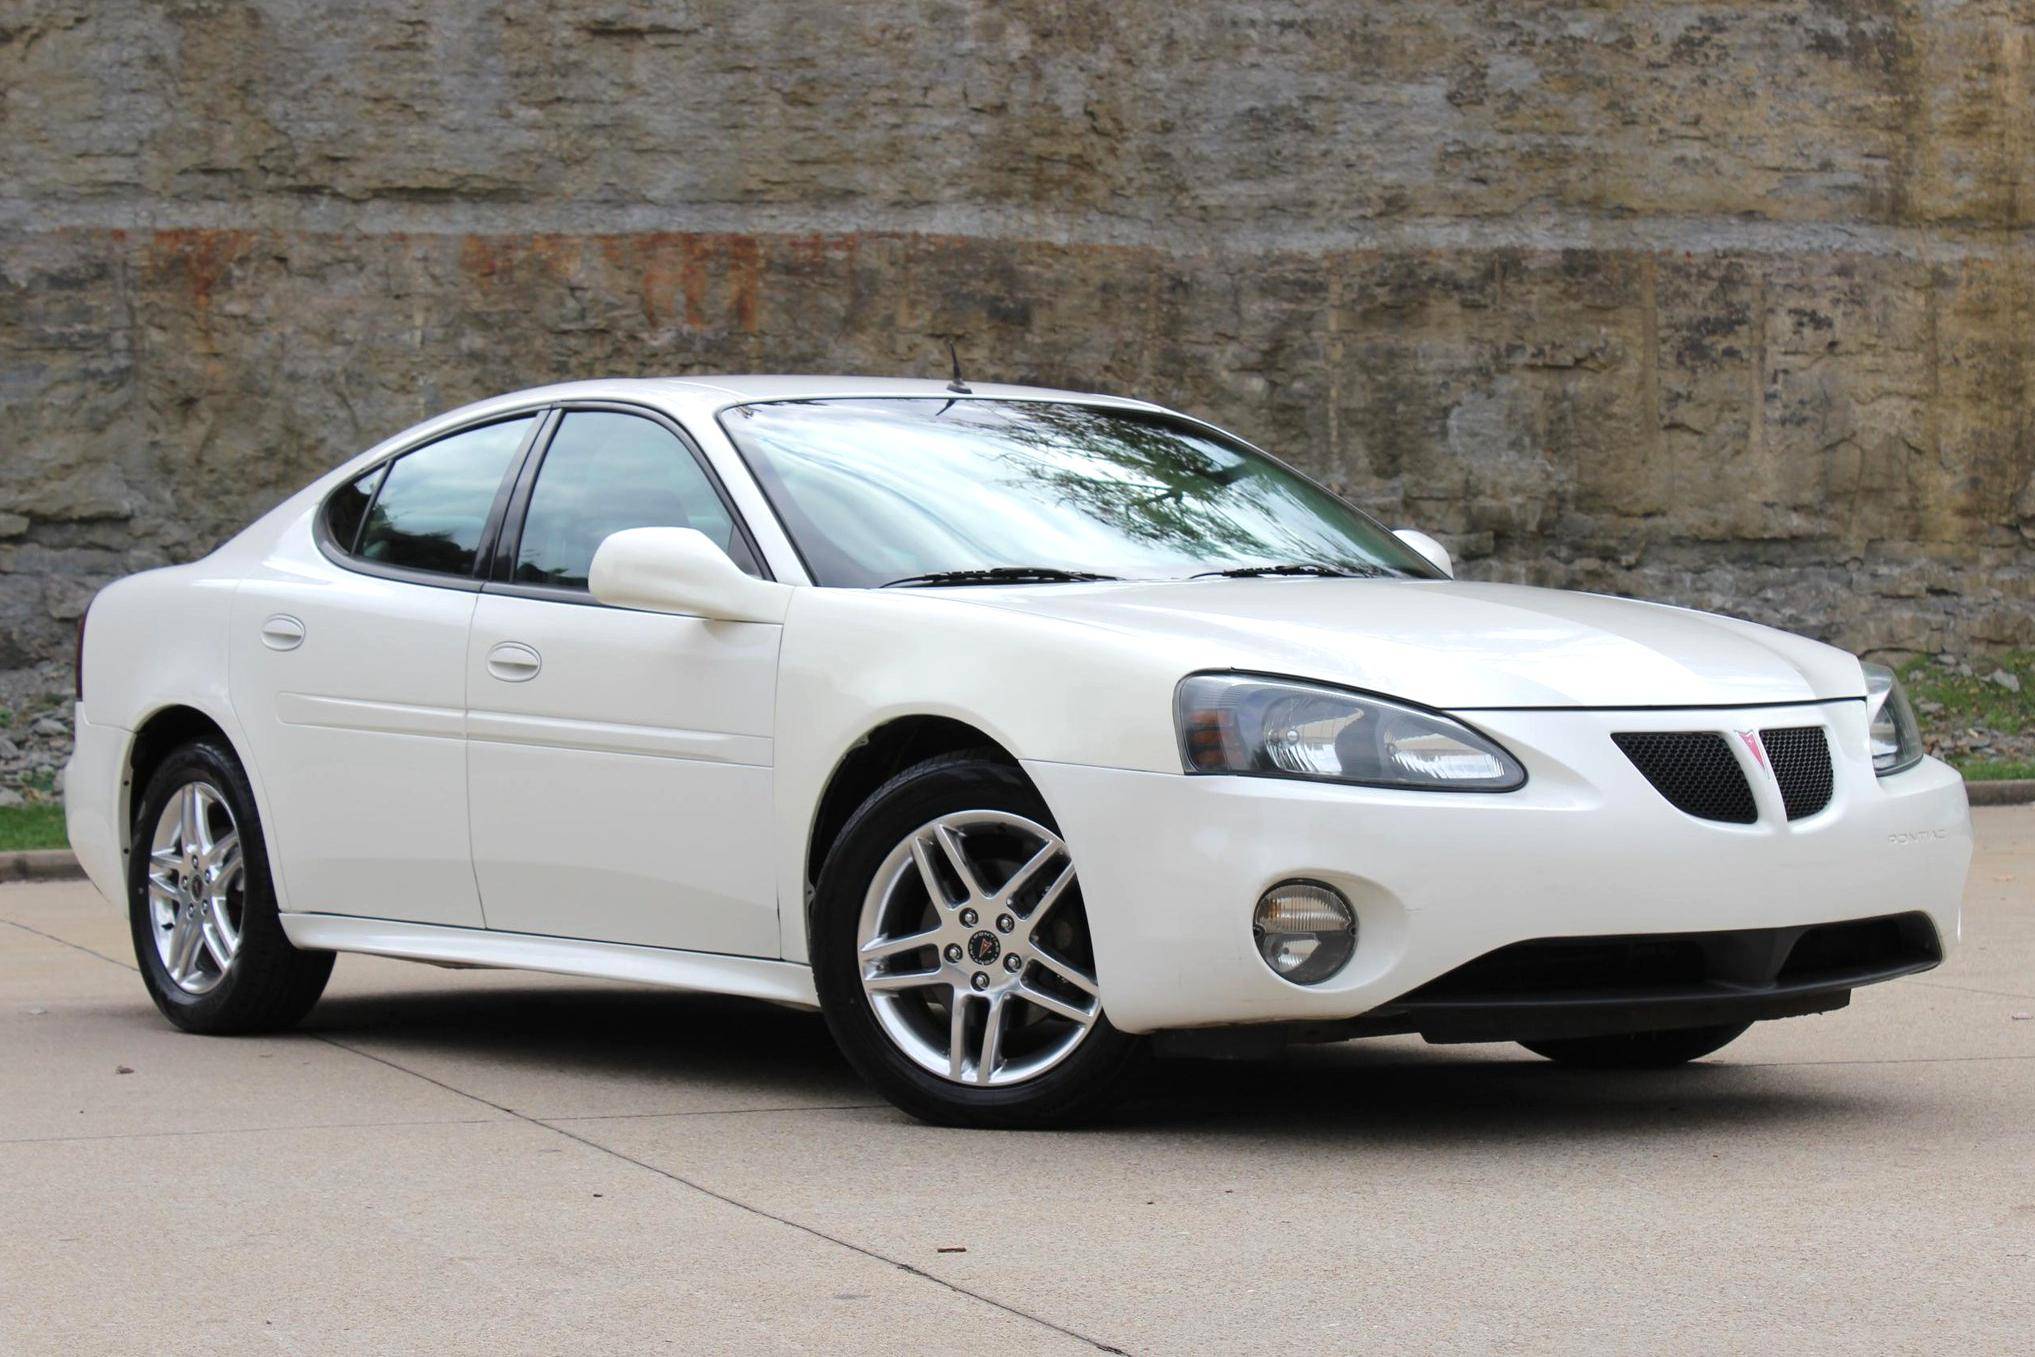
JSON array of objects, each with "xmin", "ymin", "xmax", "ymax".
[{"xmin": 145, "ymin": 229, "xmax": 258, "ymax": 313}]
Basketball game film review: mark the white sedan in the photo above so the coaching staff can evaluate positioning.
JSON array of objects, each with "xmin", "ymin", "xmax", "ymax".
[{"xmin": 66, "ymin": 375, "xmax": 1972, "ymax": 1126}]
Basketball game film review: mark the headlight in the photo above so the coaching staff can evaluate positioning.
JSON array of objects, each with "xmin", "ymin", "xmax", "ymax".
[
  {"xmin": 1175, "ymin": 673, "xmax": 1526, "ymax": 791},
  {"xmin": 1862, "ymin": 662, "xmax": 1924, "ymax": 776}
]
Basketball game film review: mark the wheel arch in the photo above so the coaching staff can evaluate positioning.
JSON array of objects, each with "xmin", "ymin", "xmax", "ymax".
[
  {"xmin": 127, "ymin": 705, "xmax": 237, "ymax": 821},
  {"xmin": 803, "ymin": 714, "xmax": 1022, "ymax": 895},
  {"xmin": 120, "ymin": 702, "xmax": 292, "ymax": 911}
]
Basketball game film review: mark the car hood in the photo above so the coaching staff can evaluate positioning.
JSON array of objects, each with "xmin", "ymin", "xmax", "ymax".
[{"xmin": 938, "ymin": 578, "xmax": 1865, "ymax": 709}]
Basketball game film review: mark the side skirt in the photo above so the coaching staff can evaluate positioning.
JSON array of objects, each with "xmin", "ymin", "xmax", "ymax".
[{"xmin": 280, "ymin": 913, "xmax": 820, "ymax": 1009}]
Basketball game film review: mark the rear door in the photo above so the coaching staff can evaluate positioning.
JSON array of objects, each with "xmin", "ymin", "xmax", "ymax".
[
  {"xmin": 464, "ymin": 406, "xmax": 782, "ymax": 956},
  {"xmin": 230, "ymin": 413, "xmax": 542, "ymax": 925}
]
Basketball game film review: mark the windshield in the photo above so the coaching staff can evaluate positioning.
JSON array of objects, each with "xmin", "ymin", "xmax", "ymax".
[{"xmin": 718, "ymin": 398, "xmax": 1438, "ymax": 588}]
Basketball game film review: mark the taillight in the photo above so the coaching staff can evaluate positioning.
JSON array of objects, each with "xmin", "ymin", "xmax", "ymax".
[{"xmin": 74, "ymin": 600, "xmax": 90, "ymax": 703}]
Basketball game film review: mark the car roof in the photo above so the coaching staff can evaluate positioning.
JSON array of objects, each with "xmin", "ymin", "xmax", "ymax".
[
  {"xmin": 652, "ymin": 373, "xmax": 1153, "ymax": 403},
  {"xmin": 446, "ymin": 373, "xmax": 1169, "ymax": 416},
  {"xmin": 328, "ymin": 375, "xmax": 1183, "ymax": 494}
]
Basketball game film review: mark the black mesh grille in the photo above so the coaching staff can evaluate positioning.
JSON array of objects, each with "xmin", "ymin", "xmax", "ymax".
[
  {"xmin": 1762, "ymin": 725, "xmax": 1834, "ymax": 820},
  {"xmin": 1612, "ymin": 731, "xmax": 1757, "ymax": 823}
]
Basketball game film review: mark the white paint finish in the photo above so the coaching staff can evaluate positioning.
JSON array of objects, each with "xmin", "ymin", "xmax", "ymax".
[
  {"xmin": 464, "ymin": 711, "xmax": 771, "ymax": 765},
  {"xmin": 943, "ymin": 577, "xmax": 1866, "ymax": 710},
  {"xmin": 588, "ymin": 526, "xmax": 794, "ymax": 623},
  {"xmin": 1392, "ymin": 527, "xmax": 1454, "ymax": 577},
  {"xmin": 483, "ymin": 641, "xmax": 542, "ymax": 682},
  {"xmin": 768, "ymin": 584, "xmax": 1203, "ymax": 961},
  {"xmin": 464, "ymin": 591, "xmax": 782, "ymax": 955},
  {"xmin": 62, "ymin": 713, "xmax": 128, "ymax": 903},
  {"xmin": 63, "ymin": 375, "xmax": 1972, "ymax": 1048},
  {"xmin": 279, "ymin": 913, "xmax": 819, "ymax": 1008},
  {"xmin": 63, "ymin": 553, "xmax": 287, "ymax": 909},
  {"xmin": 273, "ymin": 692, "xmax": 465, "ymax": 739},
  {"xmin": 258, "ymin": 614, "xmax": 306, "ymax": 650},
  {"xmin": 70, "ymin": 567, "xmax": 241, "ymax": 740},
  {"xmin": 1027, "ymin": 709, "xmax": 1972, "ymax": 1033},
  {"xmin": 228, "ymin": 523, "xmax": 484, "ymax": 926}
]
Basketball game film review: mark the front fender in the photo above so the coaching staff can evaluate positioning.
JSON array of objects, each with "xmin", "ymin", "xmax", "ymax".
[{"xmin": 770, "ymin": 588, "xmax": 1195, "ymax": 962}]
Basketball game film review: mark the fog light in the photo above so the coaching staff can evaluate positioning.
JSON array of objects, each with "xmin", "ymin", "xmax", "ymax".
[{"xmin": 1253, "ymin": 880, "xmax": 1356, "ymax": 985}]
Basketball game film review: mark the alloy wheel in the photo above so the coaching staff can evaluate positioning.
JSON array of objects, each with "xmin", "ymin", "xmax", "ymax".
[
  {"xmin": 856, "ymin": 810, "xmax": 1102, "ymax": 1087},
  {"xmin": 145, "ymin": 781, "xmax": 246, "ymax": 995}
]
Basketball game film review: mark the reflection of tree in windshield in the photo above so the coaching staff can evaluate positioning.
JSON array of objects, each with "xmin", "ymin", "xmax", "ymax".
[
  {"xmin": 944, "ymin": 402, "xmax": 1367, "ymax": 568},
  {"xmin": 723, "ymin": 398, "xmax": 1426, "ymax": 586}
]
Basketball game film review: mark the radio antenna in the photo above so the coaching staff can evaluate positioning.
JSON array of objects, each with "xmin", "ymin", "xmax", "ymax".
[{"xmin": 945, "ymin": 339, "xmax": 971, "ymax": 395}]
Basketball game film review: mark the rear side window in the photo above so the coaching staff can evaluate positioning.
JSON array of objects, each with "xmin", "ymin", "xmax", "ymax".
[
  {"xmin": 323, "ymin": 465, "xmax": 383, "ymax": 553},
  {"xmin": 356, "ymin": 416, "xmax": 534, "ymax": 577},
  {"xmin": 512, "ymin": 411, "xmax": 755, "ymax": 591}
]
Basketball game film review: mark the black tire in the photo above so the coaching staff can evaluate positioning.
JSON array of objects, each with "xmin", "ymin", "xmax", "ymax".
[
  {"xmin": 1520, "ymin": 1022, "xmax": 1750, "ymax": 1069},
  {"xmin": 128, "ymin": 738, "xmax": 334, "ymax": 1034},
  {"xmin": 810, "ymin": 751, "xmax": 1142, "ymax": 1128}
]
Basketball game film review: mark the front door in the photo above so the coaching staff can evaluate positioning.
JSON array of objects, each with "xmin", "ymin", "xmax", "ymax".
[{"xmin": 464, "ymin": 408, "xmax": 782, "ymax": 956}]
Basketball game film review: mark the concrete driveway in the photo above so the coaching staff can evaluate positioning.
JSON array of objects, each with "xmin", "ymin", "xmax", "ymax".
[{"xmin": 4, "ymin": 808, "xmax": 2031, "ymax": 1355}]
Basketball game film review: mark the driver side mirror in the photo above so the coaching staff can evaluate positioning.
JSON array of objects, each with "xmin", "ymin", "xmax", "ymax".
[
  {"xmin": 1392, "ymin": 529, "xmax": 1454, "ymax": 579},
  {"xmin": 589, "ymin": 527, "xmax": 792, "ymax": 623}
]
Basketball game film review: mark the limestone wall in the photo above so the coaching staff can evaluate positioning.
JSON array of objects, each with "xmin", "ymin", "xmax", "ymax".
[{"xmin": 4, "ymin": 2, "xmax": 2032, "ymax": 749}]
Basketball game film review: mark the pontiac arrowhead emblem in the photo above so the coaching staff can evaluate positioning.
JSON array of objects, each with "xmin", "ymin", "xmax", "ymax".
[{"xmin": 1734, "ymin": 729, "xmax": 1769, "ymax": 774}]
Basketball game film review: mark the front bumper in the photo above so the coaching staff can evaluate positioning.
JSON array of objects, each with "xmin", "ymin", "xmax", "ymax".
[
  {"xmin": 1025, "ymin": 700, "xmax": 1972, "ymax": 1036},
  {"xmin": 1343, "ymin": 911, "xmax": 1942, "ymax": 1044}
]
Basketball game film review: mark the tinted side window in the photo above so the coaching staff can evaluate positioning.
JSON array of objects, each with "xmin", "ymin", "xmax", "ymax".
[
  {"xmin": 513, "ymin": 412, "xmax": 754, "ymax": 591},
  {"xmin": 357, "ymin": 417, "xmax": 533, "ymax": 577},
  {"xmin": 324, "ymin": 465, "xmax": 383, "ymax": 553}
]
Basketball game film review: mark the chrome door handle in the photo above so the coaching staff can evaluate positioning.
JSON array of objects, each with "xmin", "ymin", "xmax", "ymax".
[
  {"xmin": 259, "ymin": 614, "xmax": 305, "ymax": 651},
  {"xmin": 486, "ymin": 641, "xmax": 542, "ymax": 682}
]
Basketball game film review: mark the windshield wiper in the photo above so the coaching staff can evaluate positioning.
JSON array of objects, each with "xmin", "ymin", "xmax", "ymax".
[
  {"xmin": 1191, "ymin": 563, "xmax": 1388, "ymax": 580},
  {"xmin": 881, "ymin": 567, "xmax": 1121, "ymax": 589}
]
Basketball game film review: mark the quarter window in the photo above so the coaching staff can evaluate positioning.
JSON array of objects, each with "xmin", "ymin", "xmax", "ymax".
[
  {"xmin": 356, "ymin": 416, "xmax": 534, "ymax": 577},
  {"xmin": 324, "ymin": 464, "xmax": 383, "ymax": 553},
  {"xmin": 513, "ymin": 411, "xmax": 754, "ymax": 591}
]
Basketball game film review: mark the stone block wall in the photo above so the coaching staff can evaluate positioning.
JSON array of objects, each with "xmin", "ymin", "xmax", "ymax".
[{"xmin": 3, "ymin": 2, "xmax": 2032, "ymax": 790}]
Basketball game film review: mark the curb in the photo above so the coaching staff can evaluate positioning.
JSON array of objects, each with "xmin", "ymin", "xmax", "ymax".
[
  {"xmin": 1966, "ymin": 779, "xmax": 2035, "ymax": 807},
  {"xmin": 0, "ymin": 850, "xmax": 85, "ymax": 883}
]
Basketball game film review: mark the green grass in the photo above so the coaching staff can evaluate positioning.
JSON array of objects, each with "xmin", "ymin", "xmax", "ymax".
[
  {"xmin": 1897, "ymin": 649, "xmax": 2035, "ymax": 729},
  {"xmin": 0, "ymin": 803, "xmax": 68, "ymax": 852},
  {"xmin": 1957, "ymin": 759, "xmax": 2035, "ymax": 782},
  {"xmin": 1897, "ymin": 649, "xmax": 2034, "ymax": 783}
]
